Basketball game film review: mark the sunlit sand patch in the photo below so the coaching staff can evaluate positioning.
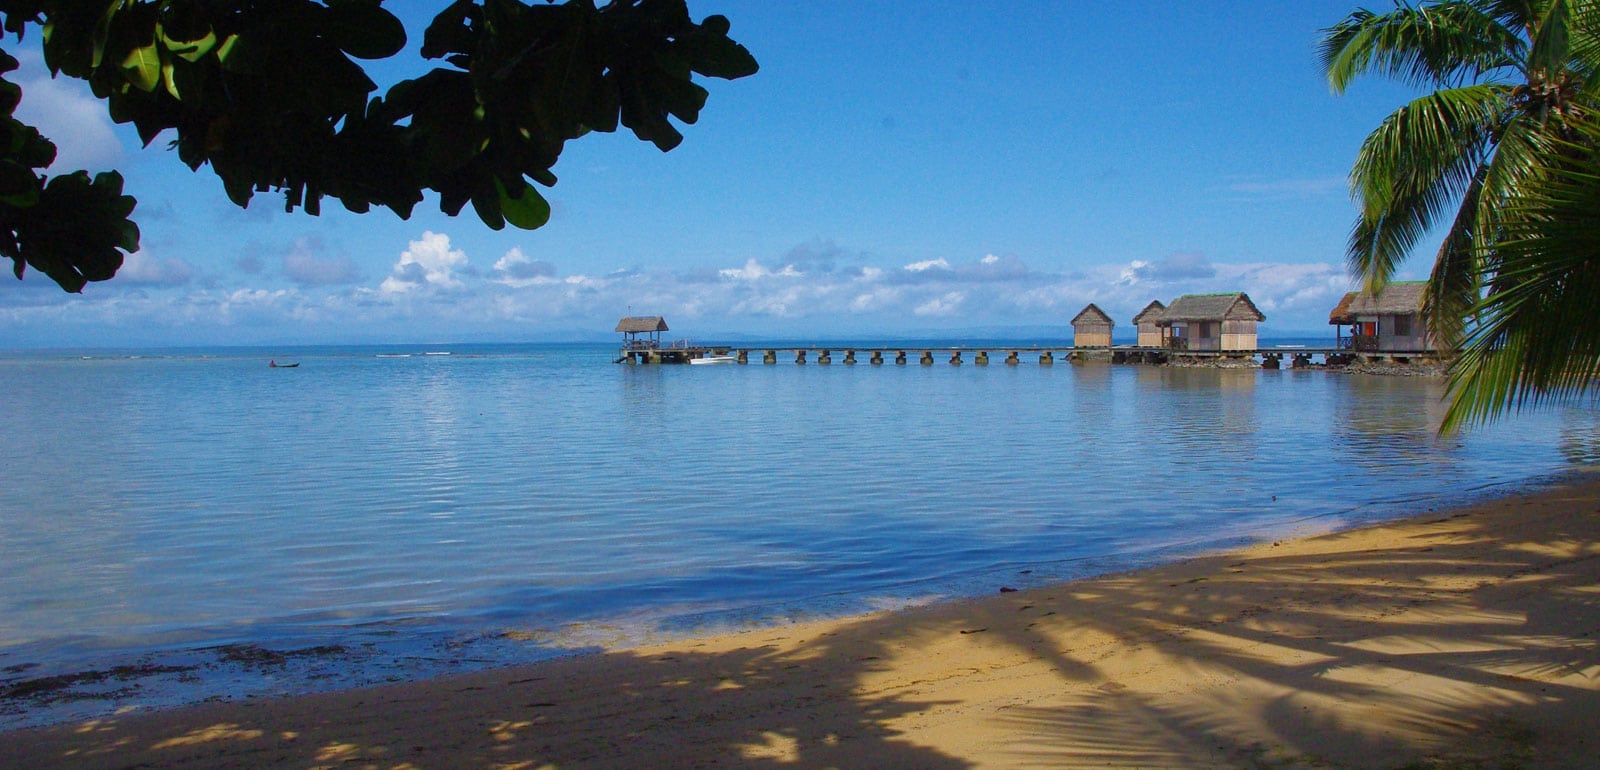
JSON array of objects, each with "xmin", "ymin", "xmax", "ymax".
[
  {"xmin": 738, "ymin": 730, "xmax": 800, "ymax": 762},
  {"xmin": 1501, "ymin": 539, "xmax": 1600, "ymax": 560},
  {"xmin": 488, "ymin": 719, "xmax": 532, "ymax": 742},
  {"xmin": 1338, "ymin": 634, "xmax": 1527, "ymax": 656},
  {"xmin": 313, "ymin": 741, "xmax": 366, "ymax": 761},
  {"xmin": 149, "ymin": 723, "xmax": 263, "ymax": 749},
  {"xmin": 1172, "ymin": 628, "xmax": 1339, "ymax": 668},
  {"xmin": 1314, "ymin": 663, "xmax": 1537, "ymax": 712}
]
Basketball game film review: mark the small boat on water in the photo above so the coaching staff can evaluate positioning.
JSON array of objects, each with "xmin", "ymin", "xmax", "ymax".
[
  {"xmin": 689, "ymin": 354, "xmax": 738, "ymax": 365},
  {"xmin": 269, "ymin": 360, "xmax": 299, "ymax": 368}
]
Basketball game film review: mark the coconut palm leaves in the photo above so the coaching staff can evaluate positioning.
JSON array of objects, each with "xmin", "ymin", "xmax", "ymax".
[
  {"xmin": 1322, "ymin": 0, "xmax": 1600, "ymax": 425},
  {"xmin": 1443, "ymin": 115, "xmax": 1600, "ymax": 428}
]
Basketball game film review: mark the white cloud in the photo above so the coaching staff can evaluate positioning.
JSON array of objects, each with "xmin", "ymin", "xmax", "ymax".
[
  {"xmin": 1116, "ymin": 260, "xmax": 1154, "ymax": 286},
  {"xmin": 492, "ymin": 247, "xmax": 558, "ymax": 287},
  {"xmin": 12, "ymin": 53, "xmax": 123, "ymax": 172},
  {"xmin": 381, "ymin": 231, "xmax": 468, "ymax": 294},
  {"xmin": 914, "ymin": 291, "xmax": 965, "ymax": 316},
  {"xmin": 903, "ymin": 258, "xmax": 950, "ymax": 272},
  {"xmin": 1115, "ymin": 252, "xmax": 1215, "ymax": 286},
  {"xmin": 719, "ymin": 259, "xmax": 801, "ymax": 281},
  {"xmin": 117, "ymin": 251, "xmax": 194, "ymax": 286}
]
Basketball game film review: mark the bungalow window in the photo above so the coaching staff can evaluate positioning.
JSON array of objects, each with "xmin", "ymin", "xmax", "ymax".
[{"xmin": 1393, "ymin": 314, "xmax": 1413, "ymax": 337}]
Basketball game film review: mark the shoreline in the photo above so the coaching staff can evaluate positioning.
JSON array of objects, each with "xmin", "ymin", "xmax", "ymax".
[
  {"xmin": 3, "ymin": 477, "xmax": 1596, "ymax": 768},
  {"xmin": 0, "ymin": 472, "xmax": 1553, "ymax": 733}
]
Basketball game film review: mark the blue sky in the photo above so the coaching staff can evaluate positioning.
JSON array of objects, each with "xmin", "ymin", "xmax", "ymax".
[{"xmin": 3, "ymin": 1, "xmax": 1432, "ymax": 347}]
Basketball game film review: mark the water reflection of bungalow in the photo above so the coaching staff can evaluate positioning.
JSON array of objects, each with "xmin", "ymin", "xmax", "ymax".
[
  {"xmin": 1157, "ymin": 293, "xmax": 1264, "ymax": 352},
  {"xmin": 1132, "ymin": 300, "xmax": 1166, "ymax": 347},
  {"xmin": 1071, "ymin": 304, "xmax": 1114, "ymax": 348},
  {"xmin": 616, "ymin": 315, "xmax": 669, "ymax": 350},
  {"xmin": 1329, "ymin": 282, "xmax": 1435, "ymax": 353}
]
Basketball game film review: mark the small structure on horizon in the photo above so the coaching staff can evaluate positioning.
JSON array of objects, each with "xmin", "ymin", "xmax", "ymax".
[
  {"xmin": 1157, "ymin": 293, "xmax": 1264, "ymax": 352},
  {"xmin": 616, "ymin": 316, "xmax": 669, "ymax": 350},
  {"xmin": 1132, "ymin": 300, "xmax": 1166, "ymax": 348},
  {"xmin": 1329, "ymin": 281, "xmax": 1435, "ymax": 353},
  {"xmin": 1070, "ymin": 304, "xmax": 1115, "ymax": 348}
]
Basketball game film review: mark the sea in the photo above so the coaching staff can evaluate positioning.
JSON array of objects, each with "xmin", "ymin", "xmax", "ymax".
[{"xmin": 2, "ymin": 340, "xmax": 1597, "ymax": 729}]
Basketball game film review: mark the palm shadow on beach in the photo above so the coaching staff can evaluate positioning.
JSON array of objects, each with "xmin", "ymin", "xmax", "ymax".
[{"xmin": 3, "ymin": 487, "xmax": 1596, "ymax": 769}]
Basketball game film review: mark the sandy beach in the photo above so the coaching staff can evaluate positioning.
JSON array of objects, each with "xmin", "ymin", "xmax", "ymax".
[{"xmin": 2, "ymin": 479, "xmax": 1596, "ymax": 769}]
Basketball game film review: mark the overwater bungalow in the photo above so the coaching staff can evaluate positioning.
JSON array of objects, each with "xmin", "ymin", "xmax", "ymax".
[
  {"xmin": 1071, "ymin": 304, "xmax": 1114, "ymax": 348},
  {"xmin": 1157, "ymin": 293, "xmax": 1264, "ymax": 352},
  {"xmin": 1329, "ymin": 281, "xmax": 1435, "ymax": 353},
  {"xmin": 616, "ymin": 315, "xmax": 669, "ymax": 350},
  {"xmin": 1132, "ymin": 300, "xmax": 1166, "ymax": 348}
]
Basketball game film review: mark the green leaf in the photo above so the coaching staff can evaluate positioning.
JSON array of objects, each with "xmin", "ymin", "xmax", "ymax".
[
  {"xmin": 161, "ymin": 25, "xmax": 218, "ymax": 63},
  {"xmin": 469, "ymin": 182, "xmax": 505, "ymax": 230},
  {"xmin": 161, "ymin": 60, "xmax": 180, "ymax": 99},
  {"xmin": 121, "ymin": 42, "xmax": 161, "ymax": 92},
  {"xmin": 497, "ymin": 178, "xmax": 550, "ymax": 229}
]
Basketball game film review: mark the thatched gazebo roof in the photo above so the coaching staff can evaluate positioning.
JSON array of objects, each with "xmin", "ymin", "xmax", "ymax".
[
  {"xmin": 1157, "ymin": 293, "xmax": 1265, "ymax": 325},
  {"xmin": 1328, "ymin": 293, "xmax": 1357, "ymax": 325},
  {"xmin": 1329, "ymin": 282, "xmax": 1426, "ymax": 325},
  {"xmin": 1131, "ymin": 300, "xmax": 1166, "ymax": 324},
  {"xmin": 1071, "ymin": 303, "xmax": 1114, "ymax": 328},
  {"xmin": 615, "ymin": 316, "xmax": 669, "ymax": 333}
]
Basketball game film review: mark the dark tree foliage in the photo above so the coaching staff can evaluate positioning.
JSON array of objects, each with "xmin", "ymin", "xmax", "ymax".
[{"xmin": 0, "ymin": 0, "xmax": 757, "ymax": 291}]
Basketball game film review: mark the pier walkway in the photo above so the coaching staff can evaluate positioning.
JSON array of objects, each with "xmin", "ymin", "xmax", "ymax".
[{"xmin": 617, "ymin": 344, "xmax": 1439, "ymax": 368}]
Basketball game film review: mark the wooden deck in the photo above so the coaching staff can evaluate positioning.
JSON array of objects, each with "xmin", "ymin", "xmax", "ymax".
[{"xmin": 616, "ymin": 345, "xmax": 1443, "ymax": 368}]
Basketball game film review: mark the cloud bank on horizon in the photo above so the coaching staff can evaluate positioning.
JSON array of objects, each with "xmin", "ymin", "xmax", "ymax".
[{"xmin": 0, "ymin": 229, "xmax": 1358, "ymax": 346}]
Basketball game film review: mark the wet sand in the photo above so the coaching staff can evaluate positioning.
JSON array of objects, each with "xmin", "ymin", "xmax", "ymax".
[{"xmin": 2, "ymin": 479, "xmax": 1597, "ymax": 769}]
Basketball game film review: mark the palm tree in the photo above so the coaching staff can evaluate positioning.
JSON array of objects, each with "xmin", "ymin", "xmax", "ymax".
[{"xmin": 1322, "ymin": 0, "xmax": 1600, "ymax": 427}]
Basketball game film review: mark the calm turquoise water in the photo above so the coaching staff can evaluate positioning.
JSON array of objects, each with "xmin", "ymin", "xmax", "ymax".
[{"xmin": 2, "ymin": 342, "xmax": 1597, "ymax": 727}]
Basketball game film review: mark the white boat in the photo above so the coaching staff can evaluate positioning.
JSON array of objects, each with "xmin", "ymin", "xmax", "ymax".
[{"xmin": 689, "ymin": 354, "xmax": 738, "ymax": 365}]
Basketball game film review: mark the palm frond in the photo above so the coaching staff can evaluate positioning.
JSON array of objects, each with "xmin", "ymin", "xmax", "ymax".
[
  {"xmin": 1527, "ymin": 0, "xmax": 1574, "ymax": 77},
  {"xmin": 1346, "ymin": 84, "xmax": 1507, "ymax": 287},
  {"xmin": 1422, "ymin": 169, "xmax": 1485, "ymax": 346},
  {"xmin": 1322, "ymin": 1, "xmax": 1527, "ymax": 92},
  {"xmin": 1562, "ymin": 0, "xmax": 1600, "ymax": 85},
  {"xmin": 1442, "ymin": 117, "xmax": 1600, "ymax": 428}
]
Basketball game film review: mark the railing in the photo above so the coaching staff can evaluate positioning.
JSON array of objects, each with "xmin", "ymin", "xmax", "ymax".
[{"xmin": 1351, "ymin": 334, "xmax": 1378, "ymax": 352}]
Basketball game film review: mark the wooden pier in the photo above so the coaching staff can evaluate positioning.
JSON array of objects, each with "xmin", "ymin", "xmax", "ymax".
[{"xmin": 616, "ymin": 344, "xmax": 1439, "ymax": 368}]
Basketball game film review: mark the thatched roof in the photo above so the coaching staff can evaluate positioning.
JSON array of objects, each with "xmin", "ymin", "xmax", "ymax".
[
  {"xmin": 1131, "ymin": 300, "xmax": 1166, "ymax": 324},
  {"xmin": 1071, "ymin": 303, "xmax": 1114, "ymax": 327},
  {"xmin": 615, "ymin": 316, "xmax": 669, "ymax": 333},
  {"xmin": 1328, "ymin": 292, "xmax": 1357, "ymax": 325},
  {"xmin": 1349, "ymin": 282, "xmax": 1426, "ymax": 314},
  {"xmin": 1157, "ymin": 293, "xmax": 1264, "ymax": 324}
]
